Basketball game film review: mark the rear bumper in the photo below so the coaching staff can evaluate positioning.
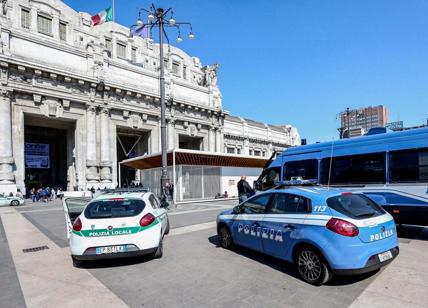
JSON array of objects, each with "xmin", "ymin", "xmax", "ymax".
[
  {"xmin": 333, "ymin": 246, "xmax": 399, "ymax": 275},
  {"xmin": 72, "ymin": 247, "xmax": 156, "ymax": 261}
]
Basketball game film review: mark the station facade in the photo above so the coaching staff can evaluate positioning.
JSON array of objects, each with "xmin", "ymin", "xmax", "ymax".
[{"xmin": 0, "ymin": 0, "xmax": 300, "ymax": 194}]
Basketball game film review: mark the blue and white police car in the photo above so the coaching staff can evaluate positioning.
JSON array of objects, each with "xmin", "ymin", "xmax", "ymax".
[{"xmin": 216, "ymin": 186, "xmax": 399, "ymax": 285}]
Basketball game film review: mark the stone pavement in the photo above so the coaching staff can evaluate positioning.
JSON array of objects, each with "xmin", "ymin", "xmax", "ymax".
[
  {"xmin": 1, "ymin": 200, "xmax": 428, "ymax": 307},
  {"xmin": 351, "ymin": 234, "xmax": 428, "ymax": 308},
  {"xmin": 0, "ymin": 206, "xmax": 127, "ymax": 308}
]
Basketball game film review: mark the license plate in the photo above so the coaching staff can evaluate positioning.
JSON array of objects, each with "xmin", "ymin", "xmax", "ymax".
[
  {"xmin": 378, "ymin": 250, "xmax": 393, "ymax": 262},
  {"xmin": 96, "ymin": 245, "xmax": 126, "ymax": 255}
]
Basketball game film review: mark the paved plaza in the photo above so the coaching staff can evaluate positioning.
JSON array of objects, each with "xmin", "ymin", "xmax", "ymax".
[{"xmin": 0, "ymin": 199, "xmax": 428, "ymax": 308}]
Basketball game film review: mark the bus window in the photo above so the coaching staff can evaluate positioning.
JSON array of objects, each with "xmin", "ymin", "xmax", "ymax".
[
  {"xmin": 284, "ymin": 159, "xmax": 318, "ymax": 181},
  {"xmin": 258, "ymin": 167, "xmax": 280, "ymax": 190},
  {"xmin": 320, "ymin": 153, "xmax": 386, "ymax": 184},
  {"xmin": 389, "ymin": 148, "xmax": 428, "ymax": 182}
]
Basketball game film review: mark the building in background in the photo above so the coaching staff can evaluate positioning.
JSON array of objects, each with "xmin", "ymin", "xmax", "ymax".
[
  {"xmin": 339, "ymin": 105, "xmax": 388, "ymax": 138},
  {"xmin": 0, "ymin": 0, "xmax": 299, "ymax": 195},
  {"xmin": 386, "ymin": 118, "xmax": 428, "ymax": 132}
]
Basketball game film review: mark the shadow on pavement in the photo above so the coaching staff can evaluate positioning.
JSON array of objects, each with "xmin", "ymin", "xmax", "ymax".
[
  {"xmin": 74, "ymin": 254, "xmax": 154, "ymax": 269},
  {"xmin": 208, "ymin": 234, "xmax": 380, "ymax": 286},
  {"xmin": 397, "ymin": 225, "xmax": 428, "ymax": 241}
]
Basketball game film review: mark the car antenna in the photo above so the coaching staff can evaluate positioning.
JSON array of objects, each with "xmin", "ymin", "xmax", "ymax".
[{"xmin": 327, "ymin": 137, "xmax": 335, "ymax": 190}]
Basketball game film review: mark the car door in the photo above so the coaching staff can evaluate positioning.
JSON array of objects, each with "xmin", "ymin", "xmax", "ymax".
[
  {"xmin": 148, "ymin": 194, "xmax": 166, "ymax": 230},
  {"xmin": 261, "ymin": 193, "xmax": 311, "ymax": 260},
  {"xmin": 63, "ymin": 197, "xmax": 91, "ymax": 238},
  {"xmin": 232, "ymin": 193, "xmax": 272, "ymax": 252}
]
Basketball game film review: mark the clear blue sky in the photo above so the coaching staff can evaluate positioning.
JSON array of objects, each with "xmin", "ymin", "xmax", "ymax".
[{"xmin": 64, "ymin": 0, "xmax": 428, "ymax": 143}]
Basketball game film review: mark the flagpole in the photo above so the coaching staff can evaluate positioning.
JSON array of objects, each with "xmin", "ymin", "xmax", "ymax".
[{"xmin": 112, "ymin": 0, "xmax": 115, "ymax": 22}]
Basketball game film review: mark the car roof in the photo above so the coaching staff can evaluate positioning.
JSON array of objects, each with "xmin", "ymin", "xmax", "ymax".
[
  {"xmin": 93, "ymin": 192, "xmax": 150, "ymax": 201},
  {"xmin": 263, "ymin": 186, "xmax": 347, "ymax": 202}
]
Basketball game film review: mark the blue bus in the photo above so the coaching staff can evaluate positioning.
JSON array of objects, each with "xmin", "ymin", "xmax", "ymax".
[{"xmin": 254, "ymin": 127, "xmax": 428, "ymax": 226}]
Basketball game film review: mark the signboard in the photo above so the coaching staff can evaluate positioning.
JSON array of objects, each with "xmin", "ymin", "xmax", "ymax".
[
  {"xmin": 386, "ymin": 121, "xmax": 404, "ymax": 131},
  {"xmin": 25, "ymin": 143, "xmax": 50, "ymax": 169}
]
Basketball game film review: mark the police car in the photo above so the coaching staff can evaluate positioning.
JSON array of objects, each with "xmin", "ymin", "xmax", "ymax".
[
  {"xmin": 216, "ymin": 187, "xmax": 399, "ymax": 285},
  {"xmin": 63, "ymin": 189, "xmax": 169, "ymax": 266}
]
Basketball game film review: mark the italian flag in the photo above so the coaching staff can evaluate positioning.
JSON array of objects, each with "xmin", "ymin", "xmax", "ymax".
[{"xmin": 91, "ymin": 7, "xmax": 113, "ymax": 26}]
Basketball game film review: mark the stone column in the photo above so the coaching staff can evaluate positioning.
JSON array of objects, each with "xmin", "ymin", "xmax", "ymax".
[
  {"xmin": 208, "ymin": 126, "xmax": 215, "ymax": 152},
  {"xmin": 86, "ymin": 105, "xmax": 99, "ymax": 183},
  {"xmin": 100, "ymin": 107, "xmax": 112, "ymax": 183},
  {"xmin": 215, "ymin": 128, "xmax": 222, "ymax": 152},
  {"xmin": 0, "ymin": 90, "xmax": 14, "ymax": 185},
  {"xmin": 167, "ymin": 119, "xmax": 175, "ymax": 150},
  {"xmin": 243, "ymin": 139, "xmax": 250, "ymax": 155}
]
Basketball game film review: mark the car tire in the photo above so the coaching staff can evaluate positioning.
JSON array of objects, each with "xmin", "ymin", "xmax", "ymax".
[
  {"xmin": 153, "ymin": 239, "xmax": 163, "ymax": 259},
  {"xmin": 164, "ymin": 217, "xmax": 170, "ymax": 235},
  {"xmin": 72, "ymin": 256, "xmax": 83, "ymax": 267},
  {"xmin": 296, "ymin": 247, "xmax": 331, "ymax": 286},
  {"xmin": 218, "ymin": 225, "xmax": 234, "ymax": 249},
  {"xmin": 10, "ymin": 200, "xmax": 19, "ymax": 206}
]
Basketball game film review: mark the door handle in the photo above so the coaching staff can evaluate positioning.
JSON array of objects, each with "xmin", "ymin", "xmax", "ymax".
[{"xmin": 283, "ymin": 224, "xmax": 295, "ymax": 230}]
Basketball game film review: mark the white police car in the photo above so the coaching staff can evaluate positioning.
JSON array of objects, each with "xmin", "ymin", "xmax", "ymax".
[
  {"xmin": 63, "ymin": 190, "xmax": 169, "ymax": 266},
  {"xmin": 216, "ymin": 187, "xmax": 399, "ymax": 285}
]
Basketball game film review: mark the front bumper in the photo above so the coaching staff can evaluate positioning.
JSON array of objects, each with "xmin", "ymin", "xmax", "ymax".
[
  {"xmin": 333, "ymin": 246, "xmax": 399, "ymax": 275},
  {"xmin": 72, "ymin": 247, "xmax": 156, "ymax": 261}
]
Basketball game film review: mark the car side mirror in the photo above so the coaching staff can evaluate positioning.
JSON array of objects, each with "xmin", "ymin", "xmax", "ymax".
[{"xmin": 232, "ymin": 206, "xmax": 242, "ymax": 214}]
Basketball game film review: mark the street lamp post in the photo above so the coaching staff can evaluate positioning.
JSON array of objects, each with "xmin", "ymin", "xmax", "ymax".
[{"xmin": 131, "ymin": 4, "xmax": 194, "ymax": 200}]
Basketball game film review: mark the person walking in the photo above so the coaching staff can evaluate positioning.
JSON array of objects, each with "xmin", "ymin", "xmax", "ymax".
[
  {"xmin": 30, "ymin": 188, "xmax": 36, "ymax": 203},
  {"xmin": 237, "ymin": 176, "xmax": 254, "ymax": 203}
]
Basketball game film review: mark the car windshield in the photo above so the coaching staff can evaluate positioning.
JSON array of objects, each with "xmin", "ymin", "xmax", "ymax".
[
  {"xmin": 326, "ymin": 194, "xmax": 385, "ymax": 219},
  {"xmin": 84, "ymin": 198, "xmax": 145, "ymax": 219}
]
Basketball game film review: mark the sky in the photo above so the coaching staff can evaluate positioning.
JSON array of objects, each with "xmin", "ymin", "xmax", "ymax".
[{"xmin": 64, "ymin": 0, "xmax": 428, "ymax": 143}]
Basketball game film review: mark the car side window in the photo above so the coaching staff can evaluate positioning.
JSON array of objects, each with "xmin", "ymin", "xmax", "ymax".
[
  {"xmin": 267, "ymin": 193, "xmax": 310, "ymax": 214},
  {"xmin": 241, "ymin": 194, "xmax": 271, "ymax": 214},
  {"xmin": 148, "ymin": 195, "xmax": 158, "ymax": 209},
  {"xmin": 153, "ymin": 195, "xmax": 161, "ymax": 208}
]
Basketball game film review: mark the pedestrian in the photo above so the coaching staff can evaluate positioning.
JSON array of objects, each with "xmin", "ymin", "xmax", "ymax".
[
  {"xmin": 30, "ymin": 188, "xmax": 36, "ymax": 203},
  {"xmin": 90, "ymin": 186, "xmax": 95, "ymax": 198},
  {"xmin": 58, "ymin": 187, "xmax": 63, "ymax": 200},
  {"xmin": 237, "ymin": 176, "xmax": 254, "ymax": 203},
  {"xmin": 51, "ymin": 187, "xmax": 56, "ymax": 200}
]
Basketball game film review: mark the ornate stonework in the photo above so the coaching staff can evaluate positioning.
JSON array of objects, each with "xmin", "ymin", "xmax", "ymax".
[{"xmin": 0, "ymin": 0, "xmax": 299, "ymax": 194}]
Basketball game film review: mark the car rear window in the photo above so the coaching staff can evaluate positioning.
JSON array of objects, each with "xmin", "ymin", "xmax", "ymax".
[
  {"xmin": 84, "ymin": 198, "xmax": 145, "ymax": 219},
  {"xmin": 326, "ymin": 194, "xmax": 385, "ymax": 219}
]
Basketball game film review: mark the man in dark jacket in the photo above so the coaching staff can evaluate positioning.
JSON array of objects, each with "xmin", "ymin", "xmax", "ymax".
[{"xmin": 237, "ymin": 176, "xmax": 254, "ymax": 203}]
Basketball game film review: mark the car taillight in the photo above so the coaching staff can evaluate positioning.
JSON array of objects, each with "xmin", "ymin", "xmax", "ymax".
[
  {"xmin": 72, "ymin": 217, "xmax": 82, "ymax": 231},
  {"xmin": 140, "ymin": 213, "xmax": 155, "ymax": 227},
  {"xmin": 326, "ymin": 218, "xmax": 359, "ymax": 237}
]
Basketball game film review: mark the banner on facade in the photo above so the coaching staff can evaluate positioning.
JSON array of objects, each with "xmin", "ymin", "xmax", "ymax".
[{"xmin": 25, "ymin": 143, "xmax": 50, "ymax": 169}]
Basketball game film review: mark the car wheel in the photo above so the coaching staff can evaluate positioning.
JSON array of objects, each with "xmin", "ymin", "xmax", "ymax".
[
  {"xmin": 164, "ymin": 217, "xmax": 170, "ymax": 235},
  {"xmin": 153, "ymin": 239, "xmax": 163, "ymax": 259},
  {"xmin": 296, "ymin": 247, "xmax": 331, "ymax": 286},
  {"xmin": 72, "ymin": 256, "xmax": 83, "ymax": 267},
  {"xmin": 10, "ymin": 200, "xmax": 19, "ymax": 206},
  {"xmin": 218, "ymin": 225, "xmax": 234, "ymax": 249}
]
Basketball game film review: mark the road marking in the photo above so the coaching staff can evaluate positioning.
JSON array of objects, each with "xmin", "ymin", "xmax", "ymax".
[
  {"xmin": 168, "ymin": 206, "xmax": 230, "ymax": 216},
  {"xmin": 0, "ymin": 207, "xmax": 128, "ymax": 308},
  {"xmin": 169, "ymin": 221, "xmax": 216, "ymax": 236}
]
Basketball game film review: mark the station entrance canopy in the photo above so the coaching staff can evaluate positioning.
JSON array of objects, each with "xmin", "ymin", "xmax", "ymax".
[
  {"xmin": 120, "ymin": 149, "xmax": 269, "ymax": 203},
  {"xmin": 121, "ymin": 149, "xmax": 269, "ymax": 170}
]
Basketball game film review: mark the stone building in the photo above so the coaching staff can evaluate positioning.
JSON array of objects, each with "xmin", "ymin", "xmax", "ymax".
[{"xmin": 0, "ymin": 0, "xmax": 299, "ymax": 195}]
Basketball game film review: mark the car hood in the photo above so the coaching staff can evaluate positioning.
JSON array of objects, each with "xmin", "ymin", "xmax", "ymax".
[{"xmin": 218, "ymin": 209, "xmax": 233, "ymax": 216}]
